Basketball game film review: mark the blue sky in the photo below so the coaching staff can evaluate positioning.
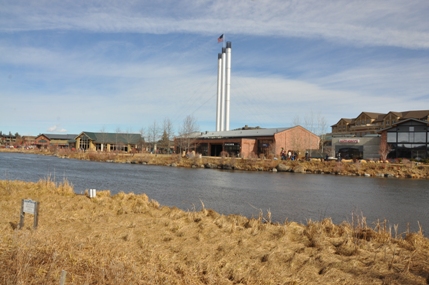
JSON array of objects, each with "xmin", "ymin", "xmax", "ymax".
[{"xmin": 1, "ymin": 0, "xmax": 429, "ymax": 138}]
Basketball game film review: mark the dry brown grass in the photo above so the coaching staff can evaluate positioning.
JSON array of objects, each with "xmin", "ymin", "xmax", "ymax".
[{"xmin": 1, "ymin": 179, "xmax": 429, "ymax": 284}]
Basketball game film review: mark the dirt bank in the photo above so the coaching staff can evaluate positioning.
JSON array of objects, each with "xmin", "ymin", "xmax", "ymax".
[{"xmin": 1, "ymin": 179, "xmax": 429, "ymax": 284}]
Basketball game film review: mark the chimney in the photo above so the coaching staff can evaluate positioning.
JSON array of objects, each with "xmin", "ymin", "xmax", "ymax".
[
  {"xmin": 225, "ymin": 41, "xmax": 231, "ymax": 131},
  {"xmin": 220, "ymin": 47, "xmax": 226, "ymax": 131},
  {"xmin": 216, "ymin": 53, "xmax": 222, "ymax": 131},
  {"xmin": 215, "ymin": 42, "xmax": 232, "ymax": 132}
]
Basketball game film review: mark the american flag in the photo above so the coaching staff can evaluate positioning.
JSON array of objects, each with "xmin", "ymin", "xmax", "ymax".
[{"xmin": 218, "ymin": 34, "xmax": 224, "ymax": 43}]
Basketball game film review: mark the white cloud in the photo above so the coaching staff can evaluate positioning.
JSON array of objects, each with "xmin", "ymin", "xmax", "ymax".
[{"xmin": 47, "ymin": 125, "xmax": 67, "ymax": 133}]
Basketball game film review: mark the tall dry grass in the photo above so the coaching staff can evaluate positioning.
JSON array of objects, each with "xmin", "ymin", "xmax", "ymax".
[{"xmin": 1, "ymin": 179, "xmax": 429, "ymax": 284}]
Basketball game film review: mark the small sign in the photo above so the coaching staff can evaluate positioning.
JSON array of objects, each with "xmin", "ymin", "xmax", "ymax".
[
  {"xmin": 19, "ymin": 199, "xmax": 39, "ymax": 229},
  {"xmin": 339, "ymin": 139, "xmax": 360, "ymax": 144},
  {"xmin": 23, "ymin": 199, "xmax": 36, "ymax": 214}
]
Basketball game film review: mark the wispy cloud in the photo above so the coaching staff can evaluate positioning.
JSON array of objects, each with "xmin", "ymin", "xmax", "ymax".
[{"xmin": 2, "ymin": 1, "xmax": 429, "ymax": 49}]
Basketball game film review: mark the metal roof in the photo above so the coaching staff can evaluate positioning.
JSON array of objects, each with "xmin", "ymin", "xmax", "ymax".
[
  {"xmin": 78, "ymin": 131, "xmax": 141, "ymax": 144},
  {"xmin": 42, "ymin": 134, "xmax": 78, "ymax": 140},
  {"xmin": 193, "ymin": 127, "xmax": 293, "ymax": 139}
]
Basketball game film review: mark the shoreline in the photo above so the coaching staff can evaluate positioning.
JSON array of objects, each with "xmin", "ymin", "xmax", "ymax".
[{"xmin": 2, "ymin": 148, "xmax": 429, "ymax": 179}]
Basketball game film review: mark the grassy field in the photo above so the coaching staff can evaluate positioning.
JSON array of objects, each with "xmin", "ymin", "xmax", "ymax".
[{"xmin": 1, "ymin": 179, "xmax": 429, "ymax": 284}]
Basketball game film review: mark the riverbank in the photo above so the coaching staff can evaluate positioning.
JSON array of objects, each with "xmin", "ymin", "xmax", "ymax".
[
  {"xmin": 2, "ymin": 148, "xmax": 429, "ymax": 179},
  {"xmin": 1, "ymin": 179, "xmax": 429, "ymax": 284}
]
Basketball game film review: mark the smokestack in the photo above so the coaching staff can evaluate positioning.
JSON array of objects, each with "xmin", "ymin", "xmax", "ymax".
[
  {"xmin": 225, "ymin": 41, "xmax": 231, "ymax": 131},
  {"xmin": 216, "ymin": 53, "xmax": 222, "ymax": 131},
  {"xmin": 220, "ymin": 47, "xmax": 226, "ymax": 131}
]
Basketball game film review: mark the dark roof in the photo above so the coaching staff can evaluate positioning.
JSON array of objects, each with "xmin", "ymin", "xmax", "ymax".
[
  {"xmin": 331, "ymin": 118, "xmax": 353, "ymax": 127},
  {"xmin": 332, "ymin": 110, "xmax": 429, "ymax": 128},
  {"xmin": 401, "ymin": 110, "xmax": 429, "ymax": 120},
  {"xmin": 387, "ymin": 111, "xmax": 403, "ymax": 117},
  {"xmin": 78, "ymin": 132, "xmax": 141, "ymax": 144},
  {"xmin": 360, "ymin": 112, "xmax": 385, "ymax": 119},
  {"xmin": 373, "ymin": 114, "xmax": 386, "ymax": 123},
  {"xmin": 36, "ymin": 134, "xmax": 77, "ymax": 143},
  {"xmin": 378, "ymin": 118, "xmax": 429, "ymax": 132},
  {"xmin": 44, "ymin": 134, "xmax": 78, "ymax": 140}
]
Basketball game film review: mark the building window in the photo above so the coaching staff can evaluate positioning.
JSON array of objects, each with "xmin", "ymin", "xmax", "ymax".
[
  {"xmin": 415, "ymin": 132, "xmax": 426, "ymax": 143},
  {"xmin": 398, "ymin": 133, "xmax": 409, "ymax": 143},
  {"xmin": 224, "ymin": 143, "xmax": 240, "ymax": 156},
  {"xmin": 80, "ymin": 136, "xmax": 89, "ymax": 150},
  {"xmin": 387, "ymin": 132, "xmax": 397, "ymax": 143}
]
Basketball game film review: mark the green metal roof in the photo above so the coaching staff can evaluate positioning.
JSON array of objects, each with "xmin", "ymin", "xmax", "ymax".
[{"xmin": 78, "ymin": 132, "xmax": 142, "ymax": 144}]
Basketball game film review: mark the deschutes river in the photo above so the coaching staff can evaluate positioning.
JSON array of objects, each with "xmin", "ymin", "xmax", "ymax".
[{"xmin": 1, "ymin": 152, "xmax": 428, "ymax": 233}]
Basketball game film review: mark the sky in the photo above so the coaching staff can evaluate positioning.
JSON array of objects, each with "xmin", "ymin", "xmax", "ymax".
[{"xmin": 1, "ymin": 0, "xmax": 429, "ymax": 138}]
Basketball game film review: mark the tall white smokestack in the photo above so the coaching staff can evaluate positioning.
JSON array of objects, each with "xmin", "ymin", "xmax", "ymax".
[
  {"xmin": 224, "ymin": 41, "xmax": 231, "ymax": 131},
  {"xmin": 216, "ymin": 53, "xmax": 222, "ymax": 131},
  {"xmin": 220, "ymin": 47, "xmax": 226, "ymax": 131}
]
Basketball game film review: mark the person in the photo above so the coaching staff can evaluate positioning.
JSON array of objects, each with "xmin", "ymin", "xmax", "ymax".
[
  {"xmin": 287, "ymin": 151, "xmax": 291, "ymax": 160},
  {"xmin": 305, "ymin": 151, "xmax": 309, "ymax": 161},
  {"xmin": 280, "ymin": 148, "xmax": 286, "ymax": 160}
]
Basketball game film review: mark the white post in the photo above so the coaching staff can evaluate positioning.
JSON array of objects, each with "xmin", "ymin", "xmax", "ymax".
[{"xmin": 60, "ymin": 270, "xmax": 67, "ymax": 285}]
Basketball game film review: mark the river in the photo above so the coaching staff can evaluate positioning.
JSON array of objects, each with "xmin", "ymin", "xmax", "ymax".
[{"xmin": 1, "ymin": 152, "xmax": 428, "ymax": 233}]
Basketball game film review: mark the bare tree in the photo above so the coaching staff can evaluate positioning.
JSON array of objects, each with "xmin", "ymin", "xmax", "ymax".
[
  {"xmin": 148, "ymin": 120, "xmax": 160, "ymax": 153},
  {"xmin": 161, "ymin": 117, "xmax": 174, "ymax": 154},
  {"xmin": 98, "ymin": 127, "xmax": 109, "ymax": 152},
  {"xmin": 292, "ymin": 111, "xmax": 328, "ymax": 158},
  {"xmin": 124, "ymin": 128, "xmax": 136, "ymax": 153},
  {"xmin": 317, "ymin": 116, "xmax": 329, "ymax": 157},
  {"xmin": 115, "ymin": 127, "xmax": 124, "ymax": 152},
  {"xmin": 294, "ymin": 111, "xmax": 327, "ymax": 136},
  {"xmin": 138, "ymin": 128, "xmax": 146, "ymax": 152},
  {"xmin": 178, "ymin": 115, "xmax": 199, "ymax": 154},
  {"xmin": 379, "ymin": 141, "xmax": 392, "ymax": 162},
  {"xmin": 293, "ymin": 115, "xmax": 301, "ymax": 127}
]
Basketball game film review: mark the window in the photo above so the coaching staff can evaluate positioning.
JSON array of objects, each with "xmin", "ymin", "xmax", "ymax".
[
  {"xmin": 79, "ymin": 136, "xmax": 89, "ymax": 150},
  {"xmin": 398, "ymin": 133, "xmax": 409, "ymax": 143},
  {"xmin": 415, "ymin": 132, "xmax": 426, "ymax": 143}
]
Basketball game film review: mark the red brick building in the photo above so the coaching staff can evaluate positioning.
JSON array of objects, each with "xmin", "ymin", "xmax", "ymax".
[{"xmin": 175, "ymin": 126, "xmax": 320, "ymax": 158}]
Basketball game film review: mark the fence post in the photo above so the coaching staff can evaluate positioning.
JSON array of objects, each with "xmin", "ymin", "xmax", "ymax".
[
  {"xmin": 59, "ymin": 270, "xmax": 67, "ymax": 285},
  {"xmin": 19, "ymin": 199, "xmax": 25, "ymax": 229},
  {"xmin": 33, "ymin": 201, "xmax": 39, "ymax": 229}
]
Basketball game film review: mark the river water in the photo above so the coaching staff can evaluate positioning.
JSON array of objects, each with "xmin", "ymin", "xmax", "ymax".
[{"xmin": 1, "ymin": 152, "xmax": 428, "ymax": 233}]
